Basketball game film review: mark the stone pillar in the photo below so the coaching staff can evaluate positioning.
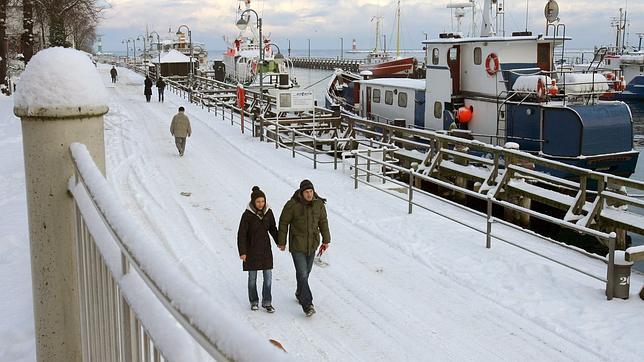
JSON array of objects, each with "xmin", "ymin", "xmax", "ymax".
[{"xmin": 14, "ymin": 48, "xmax": 108, "ymax": 362}]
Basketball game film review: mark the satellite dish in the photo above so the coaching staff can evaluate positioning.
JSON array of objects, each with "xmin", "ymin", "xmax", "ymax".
[{"xmin": 544, "ymin": 0, "xmax": 559, "ymax": 23}]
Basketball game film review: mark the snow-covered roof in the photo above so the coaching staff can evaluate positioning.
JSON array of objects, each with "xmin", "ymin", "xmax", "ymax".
[
  {"xmin": 359, "ymin": 78, "xmax": 426, "ymax": 90},
  {"xmin": 155, "ymin": 49, "xmax": 191, "ymax": 64},
  {"xmin": 14, "ymin": 47, "xmax": 107, "ymax": 111}
]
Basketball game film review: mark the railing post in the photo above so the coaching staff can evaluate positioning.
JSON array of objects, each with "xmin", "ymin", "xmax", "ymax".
[
  {"xmin": 486, "ymin": 195, "xmax": 493, "ymax": 248},
  {"xmin": 292, "ymin": 131, "xmax": 296, "ymax": 158},
  {"xmin": 334, "ymin": 137, "xmax": 338, "ymax": 170},
  {"xmin": 14, "ymin": 48, "xmax": 108, "ymax": 362},
  {"xmin": 354, "ymin": 153, "xmax": 359, "ymax": 189},
  {"xmin": 366, "ymin": 148, "xmax": 372, "ymax": 183},
  {"xmin": 408, "ymin": 169, "xmax": 414, "ymax": 214},
  {"xmin": 313, "ymin": 136, "xmax": 317, "ymax": 169},
  {"xmin": 606, "ymin": 233, "xmax": 617, "ymax": 300}
]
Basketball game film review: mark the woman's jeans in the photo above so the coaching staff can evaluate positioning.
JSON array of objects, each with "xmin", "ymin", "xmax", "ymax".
[{"xmin": 248, "ymin": 270, "xmax": 272, "ymax": 307}]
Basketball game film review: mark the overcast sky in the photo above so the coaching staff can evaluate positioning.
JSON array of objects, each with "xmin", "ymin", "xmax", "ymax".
[{"xmin": 97, "ymin": 0, "xmax": 644, "ymax": 55}]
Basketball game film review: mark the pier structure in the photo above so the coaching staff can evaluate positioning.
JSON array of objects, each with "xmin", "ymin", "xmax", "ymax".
[
  {"xmin": 288, "ymin": 56, "xmax": 365, "ymax": 71},
  {"xmin": 129, "ymin": 64, "xmax": 644, "ymax": 300}
]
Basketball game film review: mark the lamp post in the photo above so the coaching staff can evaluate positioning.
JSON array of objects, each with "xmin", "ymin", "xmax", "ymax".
[
  {"xmin": 423, "ymin": 32, "xmax": 428, "ymax": 66},
  {"xmin": 268, "ymin": 43, "xmax": 285, "ymax": 65},
  {"xmin": 149, "ymin": 31, "xmax": 162, "ymax": 79},
  {"xmin": 287, "ymin": 38, "xmax": 291, "ymax": 57},
  {"xmin": 177, "ymin": 25, "xmax": 193, "ymax": 88},
  {"xmin": 137, "ymin": 35, "xmax": 148, "ymax": 64},
  {"xmin": 340, "ymin": 37, "xmax": 344, "ymax": 59},
  {"xmin": 308, "ymin": 38, "xmax": 311, "ymax": 59},
  {"xmin": 121, "ymin": 39, "xmax": 129, "ymax": 61},
  {"xmin": 236, "ymin": 10, "xmax": 263, "ymax": 112},
  {"xmin": 128, "ymin": 37, "xmax": 137, "ymax": 63}
]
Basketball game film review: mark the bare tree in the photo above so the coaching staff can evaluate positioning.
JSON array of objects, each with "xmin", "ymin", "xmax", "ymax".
[
  {"xmin": 0, "ymin": 0, "xmax": 7, "ymax": 91},
  {"xmin": 33, "ymin": 0, "xmax": 106, "ymax": 49},
  {"xmin": 22, "ymin": 0, "xmax": 33, "ymax": 61}
]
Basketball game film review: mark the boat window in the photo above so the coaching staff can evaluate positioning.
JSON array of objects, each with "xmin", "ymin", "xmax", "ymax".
[
  {"xmin": 474, "ymin": 47, "xmax": 482, "ymax": 65},
  {"xmin": 385, "ymin": 90, "xmax": 394, "ymax": 105},
  {"xmin": 373, "ymin": 88, "xmax": 381, "ymax": 103},
  {"xmin": 434, "ymin": 102, "xmax": 442, "ymax": 119},
  {"xmin": 432, "ymin": 48, "xmax": 440, "ymax": 65},
  {"xmin": 640, "ymin": 66, "xmax": 643, "ymax": 72},
  {"xmin": 398, "ymin": 92, "xmax": 407, "ymax": 108},
  {"xmin": 449, "ymin": 48, "xmax": 458, "ymax": 61}
]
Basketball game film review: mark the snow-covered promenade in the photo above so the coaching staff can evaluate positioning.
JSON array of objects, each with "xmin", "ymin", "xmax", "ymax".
[{"xmin": 1, "ymin": 64, "xmax": 643, "ymax": 361}]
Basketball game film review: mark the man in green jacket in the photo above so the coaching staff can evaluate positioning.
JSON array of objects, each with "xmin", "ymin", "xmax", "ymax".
[{"xmin": 278, "ymin": 179, "xmax": 330, "ymax": 317}]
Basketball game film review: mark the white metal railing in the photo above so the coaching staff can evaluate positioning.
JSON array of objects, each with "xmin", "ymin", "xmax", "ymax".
[
  {"xmin": 350, "ymin": 149, "xmax": 623, "ymax": 298},
  {"xmin": 68, "ymin": 143, "xmax": 285, "ymax": 361}
]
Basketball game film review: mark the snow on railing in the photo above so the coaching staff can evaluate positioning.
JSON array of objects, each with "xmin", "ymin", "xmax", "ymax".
[{"xmin": 68, "ymin": 143, "xmax": 286, "ymax": 361}]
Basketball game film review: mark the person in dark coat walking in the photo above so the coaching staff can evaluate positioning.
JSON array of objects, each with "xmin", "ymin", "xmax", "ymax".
[
  {"xmin": 110, "ymin": 66, "xmax": 118, "ymax": 83},
  {"xmin": 238, "ymin": 186, "xmax": 279, "ymax": 312},
  {"xmin": 156, "ymin": 77, "xmax": 166, "ymax": 102},
  {"xmin": 278, "ymin": 179, "xmax": 330, "ymax": 317},
  {"xmin": 144, "ymin": 75, "xmax": 153, "ymax": 102}
]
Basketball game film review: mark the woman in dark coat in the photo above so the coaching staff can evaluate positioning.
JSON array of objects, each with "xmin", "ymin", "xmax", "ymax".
[
  {"xmin": 237, "ymin": 186, "xmax": 278, "ymax": 312},
  {"xmin": 144, "ymin": 76, "xmax": 153, "ymax": 102}
]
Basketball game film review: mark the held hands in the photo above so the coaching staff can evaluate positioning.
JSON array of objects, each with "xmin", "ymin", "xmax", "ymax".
[
  {"xmin": 240, "ymin": 254, "xmax": 246, "ymax": 261},
  {"xmin": 319, "ymin": 243, "xmax": 329, "ymax": 252}
]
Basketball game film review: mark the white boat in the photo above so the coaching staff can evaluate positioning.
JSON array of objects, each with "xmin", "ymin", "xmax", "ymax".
[{"xmin": 221, "ymin": 0, "xmax": 296, "ymax": 89}]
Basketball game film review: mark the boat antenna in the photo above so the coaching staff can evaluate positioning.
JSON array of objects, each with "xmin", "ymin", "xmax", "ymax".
[
  {"xmin": 525, "ymin": 0, "xmax": 529, "ymax": 32},
  {"xmin": 396, "ymin": 0, "xmax": 400, "ymax": 57}
]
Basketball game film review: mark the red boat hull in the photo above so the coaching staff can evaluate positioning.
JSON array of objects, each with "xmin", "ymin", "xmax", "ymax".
[{"xmin": 359, "ymin": 57, "xmax": 416, "ymax": 77}]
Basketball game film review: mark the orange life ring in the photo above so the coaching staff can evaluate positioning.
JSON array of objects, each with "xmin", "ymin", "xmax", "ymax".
[
  {"xmin": 485, "ymin": 53, "xmax": 500, "ymax": 76},
  {"xmin": 536, "ymin": 78, "xmax": 546, "ymax": 100}
]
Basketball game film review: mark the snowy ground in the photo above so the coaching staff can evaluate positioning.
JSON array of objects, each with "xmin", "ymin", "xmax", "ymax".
[
  {"xmin": 0, "ymin": 96, "xmax": 36, "ymax": 361},
  {"xmin": 2, "ymin": 64, "xmax": 644, "ymax": 361}
]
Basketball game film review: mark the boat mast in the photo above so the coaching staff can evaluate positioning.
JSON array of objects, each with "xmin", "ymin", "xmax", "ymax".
[{"xmin": 396, "ymin": 0, "xmax": 400, "ymax": 57}]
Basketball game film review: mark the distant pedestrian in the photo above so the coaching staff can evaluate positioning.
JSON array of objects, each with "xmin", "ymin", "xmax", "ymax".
[
  {"xmin": 170, "ymin": 106, "xmax": 191, "ymax": 156},
  {"xmin": 157, "ymin": 77, "xmax": 166, "ymax": 102},
  {"xmin": 278, "ymin": 179, "xmax": 330, "ymax": 317},
  {"xmin": 237, "ymin": 186, "xmax": 279, "ymax": 312},
  {"xmin": 144, "ymin": 75, "xmax": 153, "ymax": 102},
  {"xmin": 110, "ymin": 66, "xmax": 118, "ymax": 83}
]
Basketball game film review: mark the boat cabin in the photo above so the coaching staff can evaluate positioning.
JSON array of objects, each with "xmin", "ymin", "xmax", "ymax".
[{"xmin": 358, "ymin": 78, "xmax": 426, "ymax": 127}]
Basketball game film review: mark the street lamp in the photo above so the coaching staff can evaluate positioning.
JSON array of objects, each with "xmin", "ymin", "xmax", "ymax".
[
  {"xmin": 121, "ymin": 39, "xmax": 129, "ymax": 61},
  {"xmin": 137, "ymin": 35, "xmax": 148, "ymax": 64},
  {"xmin": 176, "ymin": 25, "xmax": 193, "ymax": 89},
  {"xmin": 267, "ymin": 43, "xmax": 285, "ymax": 65},
  {"xmin": 149, "ymin": 31, "xmax": 162, "ymax": 79},
  {"xmin": 128, "ymin": 37, "xmax": 137, "ymax": 63},
  {"xmin": 287, "ymin": 38, "xmax": 291, "ymax": 57},
  {"xmin": 236, "ymin": 9, "xmax": 264, "ymax": 112},
  {"xmin": 340, "ymin": 37, "xmax": 344, "ymax": 59}
]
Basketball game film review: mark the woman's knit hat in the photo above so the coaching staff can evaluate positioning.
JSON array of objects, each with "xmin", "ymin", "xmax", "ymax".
[{"xmin": 251, "ymin": 186, "xmax": 266, "ymax": 203}]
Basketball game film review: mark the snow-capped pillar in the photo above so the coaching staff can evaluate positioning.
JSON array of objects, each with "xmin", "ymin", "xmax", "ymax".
[{"xmin": 13, "ymin": 48, "xmax": 108, "ymax": 362}]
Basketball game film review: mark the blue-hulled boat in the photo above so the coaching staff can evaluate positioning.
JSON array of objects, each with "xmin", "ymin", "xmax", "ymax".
[{"xmin": 326, "ymin": 0, "xmax": 639, "ymax": 179}]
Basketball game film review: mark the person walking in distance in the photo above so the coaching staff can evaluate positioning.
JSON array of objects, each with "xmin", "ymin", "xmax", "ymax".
[
  {"xmin": 157, "ymin": 77, "xmax": 166, "ymax": 102},
  {"xmin": 170, "ymin": 106, "xmax": 191, "ymax": 156},
  {"xmin": 110, "ymin": 66, "xmax": 118, "ymax": 83},
  {"xmin": 144, "ymin": 75, "xmax": 153, "ymax": 102},
  {"xmin": 237, "ymin": 186, "xmax": 279, "ymax": 312},
  {"xmin": 278, "ymin": 179, "xmax": 330, "ymax": 317}
]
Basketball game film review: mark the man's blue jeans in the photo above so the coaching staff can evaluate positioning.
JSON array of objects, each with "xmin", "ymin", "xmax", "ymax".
[
  {"xmin": 248, "ymin": 270, "xmax": 272, "ymax": 307},
  {"xmin": 291, "ymin": 252, "xmax": 315, "ymax": 309}
]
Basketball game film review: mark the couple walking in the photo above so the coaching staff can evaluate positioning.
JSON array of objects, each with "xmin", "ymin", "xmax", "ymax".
[{"xmin": 237, "ymin": 180, "xmax": 330, "ymax": 317}]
